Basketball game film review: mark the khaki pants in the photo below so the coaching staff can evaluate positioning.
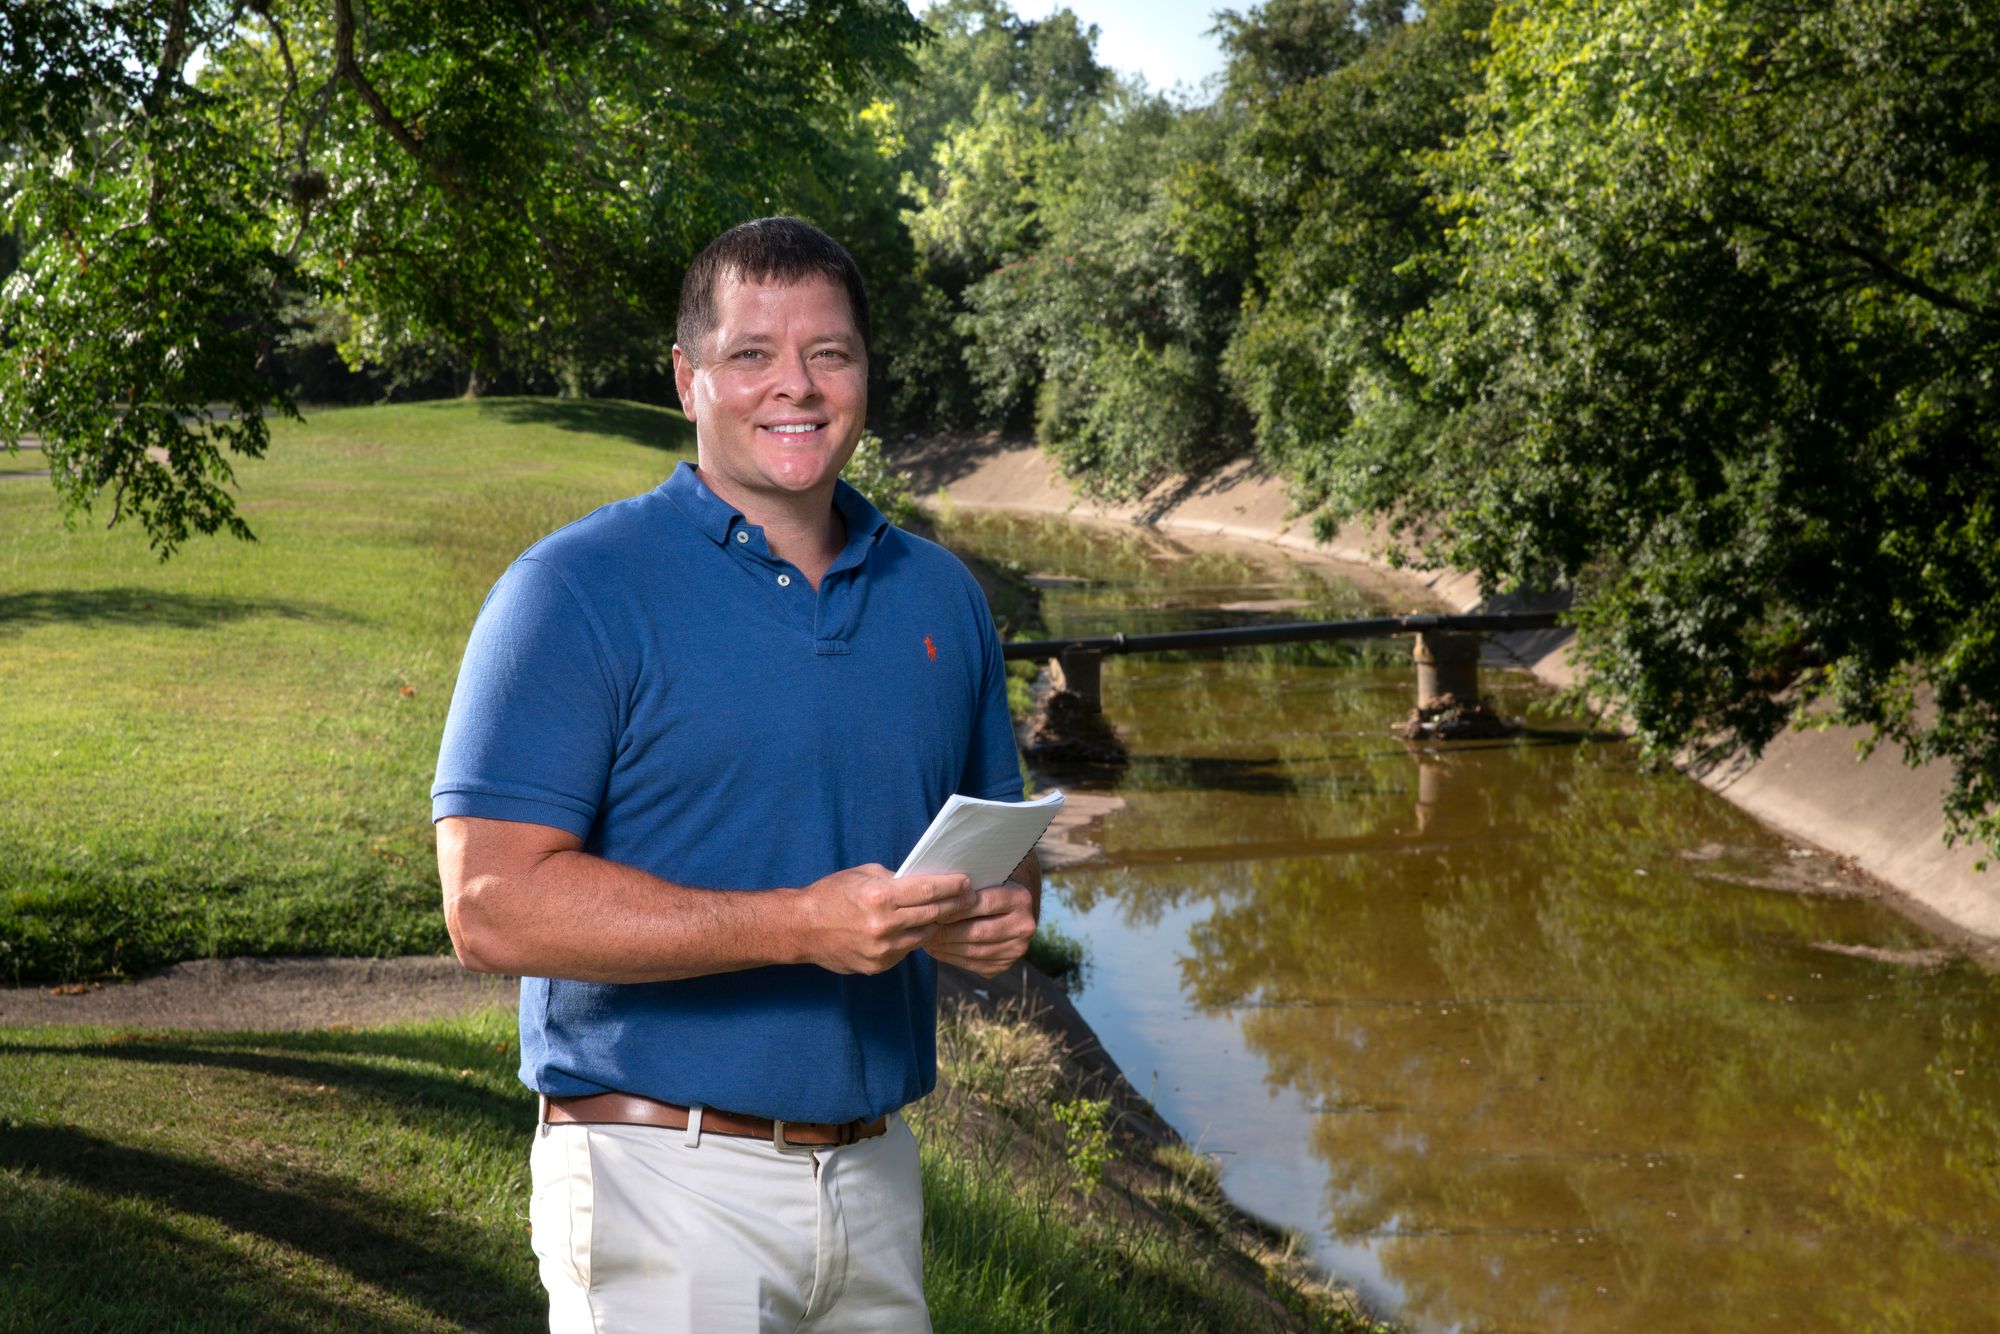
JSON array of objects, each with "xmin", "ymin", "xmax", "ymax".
[{"xmin": 529, "ymin": 1112, "xmax": 929, "ymax": 1333}]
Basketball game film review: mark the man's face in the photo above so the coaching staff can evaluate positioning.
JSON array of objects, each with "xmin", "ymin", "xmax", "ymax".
[{"xmin": 672, "ymin": 271, "xmax": 867, "ymax": 508}]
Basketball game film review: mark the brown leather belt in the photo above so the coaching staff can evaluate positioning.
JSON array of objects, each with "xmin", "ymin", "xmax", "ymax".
[{"xmin": 540, "ymin": 1092, "xmax": 889, "ymax": 1152}]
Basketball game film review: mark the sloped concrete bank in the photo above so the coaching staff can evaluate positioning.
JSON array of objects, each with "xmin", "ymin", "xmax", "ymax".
[{"xmin": 894, "ymin": 434, "xmax": 2000, "ymax": 953}]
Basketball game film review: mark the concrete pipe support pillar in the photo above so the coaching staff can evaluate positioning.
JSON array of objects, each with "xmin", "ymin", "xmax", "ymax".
[
  {"xmin": 1413, "ymin": 631, "xmax": 1480, "ymax": 709},
  {"xmin": 1050, "ymin": 649, "xmax": 1104, "ymax": 713}
]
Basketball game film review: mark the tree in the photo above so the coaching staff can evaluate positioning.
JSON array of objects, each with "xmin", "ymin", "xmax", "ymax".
[
  {"xmin": 1382, "ymin": 0, "xmax": 2000, "ymax": 849},
  {"xmin": 955, "ymin": 88, "xmax": 1249, "ymax": 493},
  {"xmin": 905, "ymin": 0, "xmax": 1108, "ymax": 149},
  {"xmin": 1208, "ymin": 0, "xmax": 1395, "ymax": 106},
  {"xmin": 1185, "ymin": 0, "xmax": 1487, "ymax": 521},
  {"xmin": 865, "ymin": 0, "xmax": 1110, "ymax": 428},
  {"xmin": 984, "ymin": 0, "xmax": 1462, "ymax": 501},
  {"xmin": 0, "ymin": 0, "xmax": 922, "ymax": 555},
  {"xmin": 992, "ymin": 0, "xmax": 2000, "ymax": 853}
]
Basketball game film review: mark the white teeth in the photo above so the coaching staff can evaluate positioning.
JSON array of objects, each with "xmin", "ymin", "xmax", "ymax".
[{"xmin": 768, "ymin": 423, "xmax": 819, "ymax": 434}]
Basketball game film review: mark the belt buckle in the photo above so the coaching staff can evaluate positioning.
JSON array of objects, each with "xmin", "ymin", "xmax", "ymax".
[{"xmin": 770, "ymin": 1119, "xmax": 819, "ymax": 1156}]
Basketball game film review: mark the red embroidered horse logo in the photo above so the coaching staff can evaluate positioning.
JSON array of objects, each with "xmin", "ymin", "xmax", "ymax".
[{"xmin": 924, "ymin": 634, "xmax": 938, "ymax": 661}]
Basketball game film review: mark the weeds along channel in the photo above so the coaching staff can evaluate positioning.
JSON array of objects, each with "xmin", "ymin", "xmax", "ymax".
[{"xmin": 917, "ymin": 981, "xmax": 1394, "ymax": 1334}]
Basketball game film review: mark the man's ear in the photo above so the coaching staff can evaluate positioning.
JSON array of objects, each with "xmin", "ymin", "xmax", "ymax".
[{"xmin": 671, "ymin": 344, "xmax": 696, "ymax": 422}]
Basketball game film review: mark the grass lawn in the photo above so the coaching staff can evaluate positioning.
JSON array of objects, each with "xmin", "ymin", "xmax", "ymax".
[
  {"xmin": 0, "ymin": 1007, "xmax": 1376, "ymax": 1332},
  {"xmin": 0, "ymin": 400, "xmax": 694, "ymax": 983},
  {"xmin": 0, "ymin": 1011, "xmax": 539, "ymax": 1331}
]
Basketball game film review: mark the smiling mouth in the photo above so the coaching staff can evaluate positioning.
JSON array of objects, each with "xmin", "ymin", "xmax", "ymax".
[{"xmin": 763, "ymin": 423, "xmax": 825, "ymax": 436}]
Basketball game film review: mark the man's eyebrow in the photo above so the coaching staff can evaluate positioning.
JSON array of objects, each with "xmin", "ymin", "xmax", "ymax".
[{"xmin": 715, "ymin": 330, "xmax": 860, "ymax": 353}]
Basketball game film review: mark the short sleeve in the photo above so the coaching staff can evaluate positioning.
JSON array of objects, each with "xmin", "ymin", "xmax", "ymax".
[
  {"xmin": 959, "ymin": 585, "xmax": 1026, "ymax": 803},
  {"xmin": 431, "ymin": 557, "xmax": 622, "ymax": 838}
]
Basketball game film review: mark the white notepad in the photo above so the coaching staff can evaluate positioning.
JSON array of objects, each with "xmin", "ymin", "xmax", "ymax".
[{"xmin": 896, "ymin": 790, "xmax": 1066, "ymax": 889}]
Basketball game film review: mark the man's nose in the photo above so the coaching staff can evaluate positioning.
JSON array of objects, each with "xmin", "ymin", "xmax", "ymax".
[{"xmin": 772, "ymin": 349, "xmax": 819, "ymax": 399}]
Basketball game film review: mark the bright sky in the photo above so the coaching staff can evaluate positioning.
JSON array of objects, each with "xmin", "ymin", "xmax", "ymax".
[{"xmin": 1004, "ymin": 0, "xmax": 1235, "ymax": 99}]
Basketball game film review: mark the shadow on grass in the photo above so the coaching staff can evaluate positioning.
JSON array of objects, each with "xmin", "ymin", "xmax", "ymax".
[
  {"xmin": 0, "ymin": 588, "xmax": 355, "ymax": 637},
  {"xmin": 0, "ymin": 1175, "xmax": 371, "ymax": 1333},
  {"xmin": 0, "ymin": 1123, "xmax": 541, "ymax": 1332},
  {"xmin": 484, "ymin": 398, "xmax": 696, "ymax": 453},
  {"xmin": 2, "ymin": 1036, "xmax": 532, "ymax": 1142}
]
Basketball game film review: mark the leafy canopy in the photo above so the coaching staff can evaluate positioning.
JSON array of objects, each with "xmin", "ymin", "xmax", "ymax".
[
  {"xmin": 1395, "ymin": 0, "xmax": 2000, "ymax": 848},
  {"xmin": 0, "ymin": 0, "xmax": 922, "ymax": 554}
]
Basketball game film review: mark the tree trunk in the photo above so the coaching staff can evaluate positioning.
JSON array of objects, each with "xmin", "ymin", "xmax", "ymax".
[{"xmin": 464, "ymin": 331, "xmax": 503, "ymax": 398}]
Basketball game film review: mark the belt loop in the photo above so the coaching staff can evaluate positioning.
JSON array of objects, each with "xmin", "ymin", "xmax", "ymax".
[
  {"xmin": 538, "ymin": 1094, "xmax": 550, "ymax": 1137},
  {"xmin": 684, "ymin": 1102, "xmax": 704, "ymax": 1148}
]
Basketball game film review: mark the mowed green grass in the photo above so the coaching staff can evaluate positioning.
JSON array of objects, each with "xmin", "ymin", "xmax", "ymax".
[
  {"xmin": 0, "ymin": 1012, "xmax": 1362, "ymax": 1333},
  {"xmin": 0, "ymin": 1013, "xmax": 541, "ymax": 1332},
  {"xmin": 0, "ymin": 399, "xmax": 694, "ymax": 983}
]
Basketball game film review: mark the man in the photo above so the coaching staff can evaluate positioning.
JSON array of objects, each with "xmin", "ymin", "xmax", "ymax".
[{"xmin": 432, "ymin": 216, "xmax": 1039, "ymax": 1331}]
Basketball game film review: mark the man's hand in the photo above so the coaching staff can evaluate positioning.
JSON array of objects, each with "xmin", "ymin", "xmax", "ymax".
[
  {"xmin": 926, "ymin": 881, "xmax": 1037, "ymax": 978},
  {"xmin": 800, "ymin": 863, "xmax": 976, "ymax": 975}
]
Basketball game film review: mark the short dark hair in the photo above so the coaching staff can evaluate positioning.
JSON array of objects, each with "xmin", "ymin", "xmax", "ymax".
[{"xmin": 675, "ymin": 217, "xmax": 871, "ymax": 365}]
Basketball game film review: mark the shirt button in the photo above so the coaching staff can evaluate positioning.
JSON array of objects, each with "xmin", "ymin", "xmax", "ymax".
[
  {"xmin": 735, "ymin": 531, "xmax": 749, "ymax": 544},
  {"xmin": 777, "ymin": 574, "xmax": 792, "ymax": 587}
]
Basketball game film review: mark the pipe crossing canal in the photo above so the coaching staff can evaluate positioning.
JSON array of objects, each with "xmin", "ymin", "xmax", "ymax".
[
  {"xmin": 1005, "ymin": 610, "xmax": 1563, "ymax": 716},
  {"xmin": 941, "ymin": 508, "xmax": 2000, "ymax": 1334}
]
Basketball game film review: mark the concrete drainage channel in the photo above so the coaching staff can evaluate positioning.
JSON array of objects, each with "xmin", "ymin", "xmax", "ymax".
[{"xmin": 898, "ymin": 435, "xmax": 1999, "ymax": 953}]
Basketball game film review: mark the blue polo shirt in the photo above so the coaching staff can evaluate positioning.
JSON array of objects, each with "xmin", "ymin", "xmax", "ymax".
[{"xmin": 432, "ymin": 462, "xmax": 1022, "ymax": 1122}]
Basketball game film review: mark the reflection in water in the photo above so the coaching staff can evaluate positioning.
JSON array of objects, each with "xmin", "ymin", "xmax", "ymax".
[{"xmin": 941, "ymin": 511, "xmax": 2000, "ymax": 1334}]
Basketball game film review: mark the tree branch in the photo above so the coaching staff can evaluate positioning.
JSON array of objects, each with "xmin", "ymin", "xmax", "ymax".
[
  {"xmin": 148, "ymin": 0, "xmax": 194, "ymax": 112},
  {"xmin": 254, "ymin": 7, "xmax": 338, "ymax": 261},
  {"xmin": 142, "ymin": 0, "xmax": 196, "ymax": 236},
  {"xmin": 331, "ymin": 0, "xmax": 428, "ymax": 162},
  {"xmin": 262, "ymin": 4, "xmax": 303, "ymax": 157},
  {"xmin": 1722, "ymin": 209, "xmax": 2000, "ymax": 323}
]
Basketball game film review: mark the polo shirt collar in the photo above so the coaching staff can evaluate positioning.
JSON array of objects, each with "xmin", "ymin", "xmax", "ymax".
[
  {"xmin": 662, "ymin": 461, "xmax": 892, "ymax": 560},
  {"xmin": 662, "ymin": 462, "xmax": 740, "ymax": 543},
  {"xmin": 831, "ymin": 476, "xmax": 892, "ymax": 554}
]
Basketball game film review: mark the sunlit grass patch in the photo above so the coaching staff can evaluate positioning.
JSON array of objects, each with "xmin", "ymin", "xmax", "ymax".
[{"xmin": 0, "ymin": 400, "xmax": 694, "ymax": 983}]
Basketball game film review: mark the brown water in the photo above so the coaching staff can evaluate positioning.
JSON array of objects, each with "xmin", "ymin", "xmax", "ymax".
[{"xmin": 940, "ymin": 510, "xmax": 2000, "ymax": 1334}]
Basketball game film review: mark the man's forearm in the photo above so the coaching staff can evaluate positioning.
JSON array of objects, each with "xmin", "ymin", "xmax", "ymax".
[
  {"xmin": 448, "ymin": 846, "xmax": 807, "ymax": 983},
  {"xmin": 438, "ymin": 815, "xmax": 977, "ymax": 983}
]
